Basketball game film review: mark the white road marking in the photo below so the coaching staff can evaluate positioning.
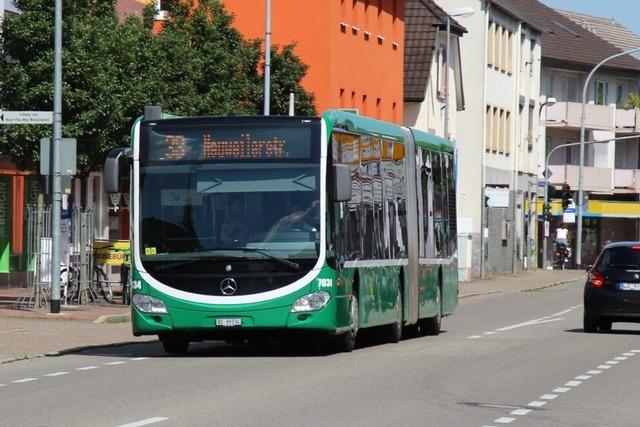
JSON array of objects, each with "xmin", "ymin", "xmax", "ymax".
[
  {"xmin": 587, "ymin": 370, "xmax": 602, "ymax": 375},
  {"xmin": 614, "ymin": 356, "xmax": 627, "ymax": 361},
  {"xmin": 130, "ymin": 357, "xmax": 149, "ymax": 361},
  {"xmin": 623, "ymin": 353, "xmax": 635, "ymax": 356},
  {"xmin": 575, "ymin": 375, "xmax": 591, "ymax": 380},
  {"xmin": 469, "ymin": 335, "xmax": 483, "ymax": 339},
  {"xmin": 528, "ymin": 401, "xmax": 546, "ymax": 408},
  {"xmin": 44, "ymin": 372, "xmax": 69, "ymax": 377},
  {"xmin": 565, "ymin": 380, "xmax": 582, "ymax": 387},
  {"xmin": 605, "ymin": 360, "xmax": 619, "ymax": 365},
  {"xmin": 113, "ymin": 417, "xmax": 169, "ymax": 427},
  {"xmin": 0, "ymin": 384, "xmax": 6, "ymax": 387},
  {"xmin": 631, "ymin": 350, "xmax": 640, "ymax": 353},
  {"xmin": 598, "ymin": 365, "xmax": 612, "ymax": 369},
  {"xmin": 551, "ymin": 309, "xmax": 573, "ymax": 316},
  {"xmin": 104, "ymin": 361, "xmax": 127, "ymax": 365},
  {"xmin": 496, "ymin": 317, "xmax": 564, "ymax": 331},
  {"xmin": 494, "ymin": 417, "xmax": 516, "ymax": 424},
  {"xmin": 76, "ymin": 366, "xmax": 99, "ymax": 371},
  {"xmin": 540, "ymin": 394, "xmax": 558, "ymax": 400},
  {"xmin": 12, "ymin": 378, "xmax": 37, "ymax": 383},
  {"xmin": 553, "ymin": 387, "xmax": 571, "ymax": 393},
  {"xmin": 510, "ymin": 409, "xmax": 532, "ymax": 416},
  {"xmin": 483, "ymin": 331, "xmax": 497, "ymax": 335}
]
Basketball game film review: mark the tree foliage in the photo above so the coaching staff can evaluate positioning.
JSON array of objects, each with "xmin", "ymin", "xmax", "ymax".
[{"xmin": 0, "ymin": 0, "xmax": 316, "ymax": 173}]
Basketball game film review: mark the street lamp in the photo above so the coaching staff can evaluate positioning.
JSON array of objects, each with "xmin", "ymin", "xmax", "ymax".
[
  {"xmin": 576, "ymin": 47, "xmax": 640, "ymax": 267},
  {"xmin": 543, "ymin": 134, "xmax": 640, "ymax": 269},
  {"xmin": 444, "ymin": 7, "xmax": 473, "ymax": 140}
]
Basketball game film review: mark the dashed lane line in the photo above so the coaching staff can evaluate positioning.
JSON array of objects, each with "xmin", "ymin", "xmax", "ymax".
[
  {"xmin": 44, "ymin": 372, "xmax": 69, "ymax": 377},
  {"xmin": 113, "ymin": 417, "xmax": 169, "ymax": 427},
  {"xmin": 11, "ymin": 378, "xmax": 38, "ymax": 383},
  {"xmin": 0, "ymin": 357, "xmax": 149, "ymax": 391},
  {"xmin": 480, "ymin": 350, "xmax": 639, "ymax": 426}
]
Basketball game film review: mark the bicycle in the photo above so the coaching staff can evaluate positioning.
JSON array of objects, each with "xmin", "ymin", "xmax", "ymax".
[{"xmin": 60, "ymin": 263, "xmax": 114, "ymax": 303}]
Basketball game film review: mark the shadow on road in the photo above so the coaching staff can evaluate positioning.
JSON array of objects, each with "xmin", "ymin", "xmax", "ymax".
[
  {"xmin": 78, "ymin": 327, "xmax": 446, "ymax": 359},
  {"xmin": 565, "ymin": 328, "xmax": 640, "ymax": 336}
]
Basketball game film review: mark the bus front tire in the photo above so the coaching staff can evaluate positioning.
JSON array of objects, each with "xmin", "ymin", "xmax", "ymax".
[
  {"xmin": 336, "ymin": 294, "xmax": 358, "ymax": 353},
  {"xmin": 159, "ymin": 334, "xmax": 190, "ymax": 354}
]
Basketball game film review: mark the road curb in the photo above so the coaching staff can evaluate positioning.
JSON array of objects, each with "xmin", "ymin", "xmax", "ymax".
[
  {"xmin": 92, "ymin": 312, "xmax": 131, "ymax": 324},
  {"xmin": 459, "ymin": 277, "xmax": 583, "ymax": 299},
  {"xmin": 0, "ymin": 340, "xmax": 155, "ymax": 365}
]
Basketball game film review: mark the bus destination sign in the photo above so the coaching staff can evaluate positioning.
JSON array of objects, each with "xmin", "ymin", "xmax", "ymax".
[{"xmin": 146, "ymin": 126, "xmax": 312, "ymax": 162}]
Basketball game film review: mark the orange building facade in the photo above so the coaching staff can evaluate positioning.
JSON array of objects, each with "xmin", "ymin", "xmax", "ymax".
[{"xmin": 223, "ymin": 0, "xmax": 405, "ymax": 123}]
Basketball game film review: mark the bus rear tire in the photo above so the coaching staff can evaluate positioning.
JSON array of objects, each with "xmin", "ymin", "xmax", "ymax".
[
  {"xmin": 160, "ymin": 334, "xmax": 190, "ymax": 354},
  {"xmin": 386, "ymin": 289, "xmax": 403, "ymax": 343},
  {"xmin": 336, "ymin": 294, "xmax": 358, "ymax": 353},
  {"xmin": 420, "ymin": 286, "xmax": 441, "ymax": 336}
]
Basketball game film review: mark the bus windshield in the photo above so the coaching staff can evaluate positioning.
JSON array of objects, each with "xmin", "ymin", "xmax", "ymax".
[{"xmin": 139, "ymin": 162, "xmax": 321, "ymax": 263}]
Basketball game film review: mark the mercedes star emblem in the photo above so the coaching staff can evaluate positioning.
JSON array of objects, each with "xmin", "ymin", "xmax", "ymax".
[{"xmin": 220, "ymin": 278, "xmax": 238, "ymax": 295}]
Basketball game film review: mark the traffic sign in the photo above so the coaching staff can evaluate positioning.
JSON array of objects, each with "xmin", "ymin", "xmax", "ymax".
[
  {"xmin": 542, "ymin": 168, "xmax": 553, "ymax": 179},
  {"xmin": 0, "ymin": 111, "xmax": 53, "ymax": 124}
]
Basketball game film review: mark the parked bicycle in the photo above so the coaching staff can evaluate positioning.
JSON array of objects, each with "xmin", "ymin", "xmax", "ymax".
[{"xmin": 60, "ymin": 263, "xmax": 114, "ymax": 303}]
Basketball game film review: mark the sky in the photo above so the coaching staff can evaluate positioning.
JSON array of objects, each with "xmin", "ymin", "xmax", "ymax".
[{"xmin": 540, "ymin": 0, "xmax": 640, "ymax": 37}]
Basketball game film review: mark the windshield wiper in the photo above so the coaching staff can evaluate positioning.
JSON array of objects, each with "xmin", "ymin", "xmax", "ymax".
[
  {"xmin": 216, "ymin": 247, "xmax": 300, "ymax": 270},
  {"xmin": 149, "ymin": 255, "xmax": 242, "ymax": 272}
]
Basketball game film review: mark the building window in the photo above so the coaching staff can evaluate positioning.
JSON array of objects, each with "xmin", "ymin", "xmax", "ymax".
[
  {"xmin": 506, "ymin": 31, "xmax": 512, "ymax": 74},
  {"xmin": 492, "ymin": 106, "xmax": 500, "ymax": 152},
  {"xmin": 616, "ymin": 83, "xmax": 626, "ymax": 107},
  {"xmin": 485, "ymin": 105, "xmax": 492, "ymax": 151},
  {"xmin": 504, "ymin": 111, "xmax": 511, "ymax": 154},
  {"xmin": 487, "ymin": 21, "xmax": 495, "ymax": 67},
  {"xmin": 527, "ymin": 104, "xmax": 535, "ymax": 152},
  {"xmin": 529, "ymin": 39, "xmax": 536, "ymax": 77},
  {"xmin": 561, "ymin": 76, "xmax": 579, "ymax": 102},
  {"xmin": 376, "ymin": 98, "xmax": 382, "ymax": 119},
  {"xmin": 595, "ymin": 81, "xmax": 608, "ymax": 105}
]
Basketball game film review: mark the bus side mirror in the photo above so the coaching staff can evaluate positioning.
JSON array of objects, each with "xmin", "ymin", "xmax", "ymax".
[
  {"xmin": 104, "ymin": 147, "xmax": 132, "ymax": 194},
  {"xmin": 331, "ymin": 164, "xmax": 352, "ymax": 202}
]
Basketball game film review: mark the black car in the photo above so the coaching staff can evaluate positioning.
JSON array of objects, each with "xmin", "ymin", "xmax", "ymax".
[{"xmin": 584, "ymin": 242, "xmax": 640, "ymax": 332}]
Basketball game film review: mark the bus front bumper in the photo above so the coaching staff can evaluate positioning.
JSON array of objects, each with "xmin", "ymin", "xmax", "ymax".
[{"xmin": 131, "ymin": 297, "xmax": 342, "ymax": 337}]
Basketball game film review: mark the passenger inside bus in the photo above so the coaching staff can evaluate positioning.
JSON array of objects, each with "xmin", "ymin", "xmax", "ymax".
[{"xmin": 220, "ymin": 196, "xmax": 249, "ymax": 245}]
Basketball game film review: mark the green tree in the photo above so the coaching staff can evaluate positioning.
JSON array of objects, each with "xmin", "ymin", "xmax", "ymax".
[
  {"xmin": 627, "ymin": 93, "xmax": 640, "ymax": 109},
  {"xmin": 0, "ymin": 0, "xmax": 316, "ymax": 174}
]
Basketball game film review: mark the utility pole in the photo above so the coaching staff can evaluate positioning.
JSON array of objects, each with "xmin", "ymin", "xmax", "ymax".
[
  {"xmin": 263, "ymin": 0, "xmax": 271, "ymax": 116},
  {"xmin": 50, "ymin": 0, "xmax": 63, "ymax": 313}
]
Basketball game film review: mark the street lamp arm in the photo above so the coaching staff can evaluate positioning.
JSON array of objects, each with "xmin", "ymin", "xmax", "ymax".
[{"xmin": 576, "ymin": 46, "xmax": 640, "ymax": 267}]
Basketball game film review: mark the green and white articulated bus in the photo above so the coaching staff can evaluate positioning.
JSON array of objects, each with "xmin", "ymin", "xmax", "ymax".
[{"xmin": 104, "ymin": 108, "xmax": 458, "ymax": 353}]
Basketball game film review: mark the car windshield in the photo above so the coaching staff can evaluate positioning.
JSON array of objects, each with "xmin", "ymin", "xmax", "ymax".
[{"xmin": 597, "ymin": 247, "xmax": 640, "ymax": 270}]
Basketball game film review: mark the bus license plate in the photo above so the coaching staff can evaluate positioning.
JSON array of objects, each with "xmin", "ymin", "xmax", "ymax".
[
  {"xmin": 620, "ymin": 283, "xmax": 640, "ymax": 291},
  {"xmin": 216, "ymin": 318, "xmax": 242, "ymax": 327}
]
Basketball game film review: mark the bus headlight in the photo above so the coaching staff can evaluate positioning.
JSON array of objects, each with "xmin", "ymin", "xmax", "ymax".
[
  {"xmin": 132, "ymin": 294, "xmax": 168, "ymax": 314},
  {"xmin": 291, "ymin": 291, "xmax": 330, "ymax": 312}
]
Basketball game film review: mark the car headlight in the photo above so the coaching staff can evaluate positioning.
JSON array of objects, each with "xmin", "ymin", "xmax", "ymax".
[
  {"xmin": 132, "ymin": 294, "xmax": 168, "ymax": 314},
  {"xmin": 291, "ymin": 291, "xmax": 331, "ymax": 312}
]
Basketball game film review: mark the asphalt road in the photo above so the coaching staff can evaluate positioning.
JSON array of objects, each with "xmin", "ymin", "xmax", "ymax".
[{"xmin": 2, "ymin": 279, "xmax": 640, "ymax": 427}]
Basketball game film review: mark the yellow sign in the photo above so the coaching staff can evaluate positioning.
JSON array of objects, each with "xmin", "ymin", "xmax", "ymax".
[
  {"xmin": 145, "ymin": 247, "xmax": 157, "ymax": 256},
  {"xmin": 94, "ymin": 240, "xmax": 130, "ymax": 266}
]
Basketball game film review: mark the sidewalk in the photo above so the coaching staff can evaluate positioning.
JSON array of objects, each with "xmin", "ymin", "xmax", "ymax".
[
  {"xmin": 0, "ymin": 268, "xmax": 586, "ymax": 364},
  {"xmin": 459, "ymin": 268, "xmax": 585, "ymax": 298},
  {"xmin": 0, "ymin": 286, "xmax": 153, "ymax": 364}
]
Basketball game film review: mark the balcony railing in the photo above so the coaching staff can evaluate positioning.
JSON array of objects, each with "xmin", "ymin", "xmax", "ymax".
[
  {"xmin": 549, "ymin": 164, "xmax": 612, "ymax": 192},
  {"xmin": 545, "ymin": 102, "xmax": 636, "ymax": 131}
]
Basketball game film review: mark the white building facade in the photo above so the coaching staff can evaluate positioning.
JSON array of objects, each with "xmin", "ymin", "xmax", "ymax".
[{"xmin": 433, "ymin": 0, "xmax": 543, "ymax": 278}]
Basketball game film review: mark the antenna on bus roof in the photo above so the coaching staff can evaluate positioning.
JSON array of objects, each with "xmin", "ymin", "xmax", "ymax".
[{"xmin": 144, "ymin": 105, "xmax": 162, "ymax": 120}]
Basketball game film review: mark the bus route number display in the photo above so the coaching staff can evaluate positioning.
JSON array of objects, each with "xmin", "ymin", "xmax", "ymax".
[{"xmin": 148, "ymin": 126, "xmax": 312, "ymax": 161}]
